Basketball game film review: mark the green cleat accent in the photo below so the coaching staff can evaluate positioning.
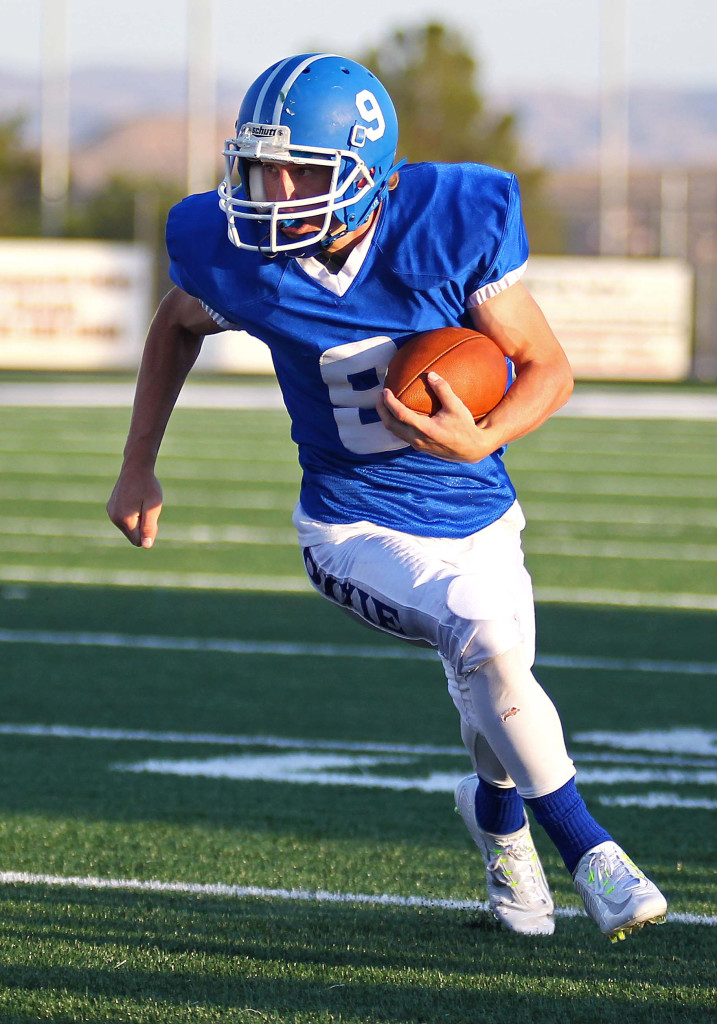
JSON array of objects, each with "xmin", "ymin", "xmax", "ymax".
[{"xmin": 574, "ymin": 842, "xmax": 668, "ymax": 941}]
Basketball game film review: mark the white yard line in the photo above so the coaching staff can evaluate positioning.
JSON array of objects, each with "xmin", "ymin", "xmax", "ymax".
[
  {"xmin": 0, "ymin": 483, "xmax": 297, "ymax": 509},
  {"xmin": 1, "ymin": 723, "xmax": 716, "ymax": 767},
  {"xmin": 534, "ymin": 587, "xmax": 717, "ymax": 610},
  {"xmin": 0, "ymin": 383, "xmax": 287, "ymax": 409},
  {"xmin": 1, "ymin": 382, "xmax": 717, "ymax": 419},
  {"xmin": 3, "ymin": 567, "xmax": 715, "ymax": 609},
  {"xmin": 0, "ymin": 869, "xmax": 712, "ymax": 928},
  {"xmin": 0, "ymin": 567, "xmax": 310, "ymax": 591},
  {"xmin": 1, "ymin": 523, "xmax": 715, "ymax": 561},
  {"xmin": 1, "ymin": 628, "xmax": 716, "ymax": 676}
]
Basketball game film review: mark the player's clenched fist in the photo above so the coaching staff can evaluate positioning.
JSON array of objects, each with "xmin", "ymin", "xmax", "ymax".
[{"xmin": 107, "ymin": 466, "xmax": 163, "ymax": 549}]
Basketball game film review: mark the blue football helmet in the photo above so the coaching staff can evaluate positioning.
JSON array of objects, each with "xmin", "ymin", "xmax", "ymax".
[{"xmin": 218, "ymin": 53, "xmax": 403, "ymax": 256}]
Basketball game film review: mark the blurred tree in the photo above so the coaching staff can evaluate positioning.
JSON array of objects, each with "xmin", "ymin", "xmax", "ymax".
[
  {"xmin": 65, "ymin": 176, "xmax": 184, "ymax": 304},
  {"xmin": 0, "ymin": 116, "xmax": 42, "ymax": 236},
  {"xmin": 65, "ymin": 176, "xmax": 181, "ymax": 243},
  {"xmin": 361, "ymin": 23, "xmax": 564, "ymax": 253}
]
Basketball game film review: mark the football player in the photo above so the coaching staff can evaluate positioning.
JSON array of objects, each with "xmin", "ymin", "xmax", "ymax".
[{"xmin": 107, "ymin": 53, "xmax": 667, "ymax": 941}]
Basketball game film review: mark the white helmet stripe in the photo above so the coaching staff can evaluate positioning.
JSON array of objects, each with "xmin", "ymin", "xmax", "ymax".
[
  {"xmin": 270, "ymin": 53, "xmax": 340, "ymax": 125},
  {"xmin": 252, "ymin": 56, "xmax": 295, "ymax": 122}
]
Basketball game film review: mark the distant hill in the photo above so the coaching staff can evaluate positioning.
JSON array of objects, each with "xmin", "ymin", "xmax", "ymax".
[
  {"xmin": 502, "ymin": 87, "xmax": 717, "ymax": 170},
  {"xmin": 3, "ymin": 66, "xmax": 717, "ymax": 177}
]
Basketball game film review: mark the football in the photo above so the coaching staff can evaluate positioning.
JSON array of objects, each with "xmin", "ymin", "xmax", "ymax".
[{"xmin": 384, "ymin": 326, "xmax": 508, "ymax": 419}]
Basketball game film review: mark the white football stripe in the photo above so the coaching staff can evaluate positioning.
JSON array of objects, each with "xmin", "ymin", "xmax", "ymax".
[
  {"xmin": 1, "ymin": 382, "xmax": 716, "ymax": 419},
  {"xmin": 2, "ymin": 723, "xmax": 716, "ymax": 772},
  {"xmin": 4, "ymin": 526, "xmax": 717, "ymax": 563},
  {"xmin": 1, "ymin": 567, "xmax": 715, "ymax": 609},
  {"xmin": 1, "ymin": 627, "xmax": 717, "ymax": 676},
  {"xmin": 0, "ymin": 870, "xmax": 712, "ymax": 928},
  {"xmin": 0, "ymin": 383, "xmax": 286, "ymax": 408},
  {"xmin": 113, "ymin": 753, "xmax": 717, "ymax": 789},
  {"xmin": 599, "ymin": 793, "xmax": 717, "ymax": 810},
  {"xmin": 0, "ymin": 567, "xmax": 310, "ymax": 591}
]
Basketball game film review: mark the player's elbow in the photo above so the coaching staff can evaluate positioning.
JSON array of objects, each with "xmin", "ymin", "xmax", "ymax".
[
  {"xmin": 557, "ymin": 360, "xmax": 574, "ymax": 407},
  {"xmin": 541, "ymin": 338, "xmax": 574, "ymax": 404}
]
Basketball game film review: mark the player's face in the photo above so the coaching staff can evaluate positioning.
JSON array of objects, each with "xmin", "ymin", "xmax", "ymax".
[{"xmin": 260, "ymin": 162, "xmax": 335, "ymax": 238}]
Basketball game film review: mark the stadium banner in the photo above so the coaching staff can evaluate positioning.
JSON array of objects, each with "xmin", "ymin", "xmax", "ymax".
[
  {"xmin": 0, "ymin": 239, "xmax": 153, "ymax": 370},
  {"xmin": 0, "ymin": 243, "xmax": 693, "ymax": 380},
  {"xmin": 523, "ymin": 256, "xmax": 694, "ymax": 381}
]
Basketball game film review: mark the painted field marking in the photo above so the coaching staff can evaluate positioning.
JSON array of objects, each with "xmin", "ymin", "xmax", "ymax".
[
  {"xmin": 1, "ymin": 569, "xmax": 716, "ymax": 609},
  {"xmin": 0, "ymin": 723, "xmax": 467, "ymax": 754},
  {"xmin": 0, "ymin": 522, "xmax": 298, "ymax": 547},
  {"xmin": 3, "ymin": 526, "xmax": 717, "ymax": 563},
  {"xmin": 3, "ymin": 456, "xmax": 714, "ymax": 498},
  {"xmin": 1, "ymin": 627, "xmax": 717, "ymax": 676},
  {"xmin": 0, "ymin": 483, "xmax": 298, "ymax": 511},
  {"xmin": 517, "ymin": 476, "xmax": 717, "ymax": 499},
  {"xmin": 0, "ymin": 567, "xmax": 310, "ymax": 592},
  {"xmin": 2, "ymin": 722, "xmax": 715, "ymax": 812},
  {"xmin": 0, "ymin": 455, "xmax": 299, "ymax": 485},
  {"xmin": 2, "ymin": 382, "xmax": 716, "ymax": 420},
  {"xmin": 0, "ymin": 870, "xmax": 712, "ymax": 929},
  {"xmin": 2, "ymin": 723, "xmax": 716, "ymax": 765},
  {"xmin": 526, "ymin": 538, "xmax": 717, "ymax": 563},
  {"xmin": 3, "ymin": 481, "xmax": 716, "ymax": 524},
  {"xmin": 112, "ymin": 753, "xmax": 717, "ymax": 789},
  {"xmin": 4, "ymin": 447, "xmax": 717, "ymax": 483},
  {"xmin": 599, "ymin": 794, "xmax": 717, "ymax": 810},
  {"xmin": 525, "ymin": 503, "xmax": 717, "ymax": 526},
  {"xmin": 0, "ymin": 383, "xmax": 287, "ymax": 409}
]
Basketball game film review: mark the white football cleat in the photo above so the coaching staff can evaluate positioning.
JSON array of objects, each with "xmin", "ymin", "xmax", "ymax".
[
  {"xmin": 572, "ymin": 841, "xmax": 668, "ymax": 942},
  {"xmin": 455, "ymin": 775, "xmax": 555, "ymax": 935}
]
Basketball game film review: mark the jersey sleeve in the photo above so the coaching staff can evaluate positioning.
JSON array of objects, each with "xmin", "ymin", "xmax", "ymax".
[
  {"xmin": 165, "ymin": 191, "xmax": 245, "ymax": 327},
  {"xmin": 465, "ymin": 173, "xmax": 529, "ymax": 308}
]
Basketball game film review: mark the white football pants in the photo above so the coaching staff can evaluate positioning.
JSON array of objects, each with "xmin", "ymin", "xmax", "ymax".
[{"xmin": 294, "ymin": 500, "xmax": 575, "ymax": 799}]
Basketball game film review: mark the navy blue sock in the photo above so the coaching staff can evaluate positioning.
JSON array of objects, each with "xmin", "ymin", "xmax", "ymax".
[
  {"xmin": 525, "ymin": 778, "xmax": 612, "ymax": 875},
  {"xmin": 474, "ymin": 779, "xmax": 525, "ymax": 835}
]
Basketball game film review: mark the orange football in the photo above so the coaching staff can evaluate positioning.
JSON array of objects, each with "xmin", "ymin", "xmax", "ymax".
[{"xmin": 385, "ymin": 326, "xmax": 508, "ymax": 419}]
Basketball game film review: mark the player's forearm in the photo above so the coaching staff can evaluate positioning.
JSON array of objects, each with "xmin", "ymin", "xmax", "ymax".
[
  {"xmin": 468, "ymin": 281, "xmax": 574, "ymax": 452},
  {"xmin": 475, "ymin": 352, "xmax": 574, "ymax": 449},
  {"xmin": 121, "ymin": 314, "xmax": 204, "ymax": 468}
]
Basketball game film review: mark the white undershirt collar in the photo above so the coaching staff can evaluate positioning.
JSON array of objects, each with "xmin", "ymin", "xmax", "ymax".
[{"xmin": 296, "ymin": 217, "xmax": 378, "ymax": 297}]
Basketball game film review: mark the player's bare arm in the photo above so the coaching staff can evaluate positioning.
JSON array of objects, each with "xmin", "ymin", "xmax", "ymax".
[
  {"xmin": 107, "ymin": 287, "xmax": 225, "ymax": 548},
  {"xmin": 377, "ymin": 282, "xmax": 573, "ymax": 463}
]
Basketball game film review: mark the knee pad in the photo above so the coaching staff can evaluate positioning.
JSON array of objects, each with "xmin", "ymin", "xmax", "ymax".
[{"xmin": 449, "ymin": 646, "xmax": 576, "ymax": 799}]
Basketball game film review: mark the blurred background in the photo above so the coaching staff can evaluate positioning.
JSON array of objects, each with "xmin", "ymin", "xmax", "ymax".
[{"xmin": 1, "ymin": 0, "xmax": 716, "ymax": 380}]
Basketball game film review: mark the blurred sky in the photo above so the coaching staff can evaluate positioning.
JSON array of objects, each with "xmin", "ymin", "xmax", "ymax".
[{"xmin": 3, "ymin": 0, "xmax": 717, "ymax": 95}]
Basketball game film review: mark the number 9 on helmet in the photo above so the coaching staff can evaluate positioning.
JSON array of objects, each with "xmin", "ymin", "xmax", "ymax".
[{"xmin": 218, "ymin": 53, "xmax": 404, "ymax": 256}]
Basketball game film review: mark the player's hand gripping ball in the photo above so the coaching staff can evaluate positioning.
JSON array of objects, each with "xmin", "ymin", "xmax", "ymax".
[{"xmin": 384, "ymin": 327, "xmax": 508, "ymax": 419}]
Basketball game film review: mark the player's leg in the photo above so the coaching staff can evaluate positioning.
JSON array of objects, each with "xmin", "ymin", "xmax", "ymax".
[
  {"xmin": 452, "ymin": 680, "xmax": 555, "ymax": 935},
  {"xmin": 436, "ymin": 507, "xmax": 667, "ymax": 941},
  {"xmin": 296, "ymin": 501, "xmax": 556, "ymax": 934},
  {"xmin": 295, "ymin": 502, "xmax": 667, "ymax": 939},
  {"xmin": 451, "ymin": 646, "xmax": 668, "ymax": 941}
]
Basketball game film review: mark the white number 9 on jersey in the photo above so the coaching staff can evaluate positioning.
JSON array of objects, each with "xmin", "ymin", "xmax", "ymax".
[
  {"xmin": 355, "ymin": 90, "xmax": 386, "ymax": 141},
  {"xmin": 319, "ymin": 336, "xmax": 409, "ymax": 455}
]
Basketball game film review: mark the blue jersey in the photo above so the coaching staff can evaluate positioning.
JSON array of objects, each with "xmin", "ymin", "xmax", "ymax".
[{"xmin": 167, "ymin": 162, "xmax": 529, "ymax": 538}]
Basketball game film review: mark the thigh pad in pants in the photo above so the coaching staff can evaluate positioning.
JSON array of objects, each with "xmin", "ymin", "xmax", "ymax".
[{"xmin": 295, "ymin": 501, "xmax": 536, "ymax": 676}]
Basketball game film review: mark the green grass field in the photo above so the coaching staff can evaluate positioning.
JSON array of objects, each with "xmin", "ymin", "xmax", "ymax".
[{"xmin": 0, "ymin": 393, "xmax": 716, "ymax": 1023}]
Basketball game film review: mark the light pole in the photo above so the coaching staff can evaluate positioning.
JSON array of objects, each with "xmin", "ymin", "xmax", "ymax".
[
  {"xmin": 186, "ymin": 0, "xmax": 217, "ymax": 196},
  {"xmin": 599, "ymin": 0, "xmax": 630, "ymax": 256},
  {"xmin": 40, "ymin": 0, "xmax": 70, "ymax": 235}
]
